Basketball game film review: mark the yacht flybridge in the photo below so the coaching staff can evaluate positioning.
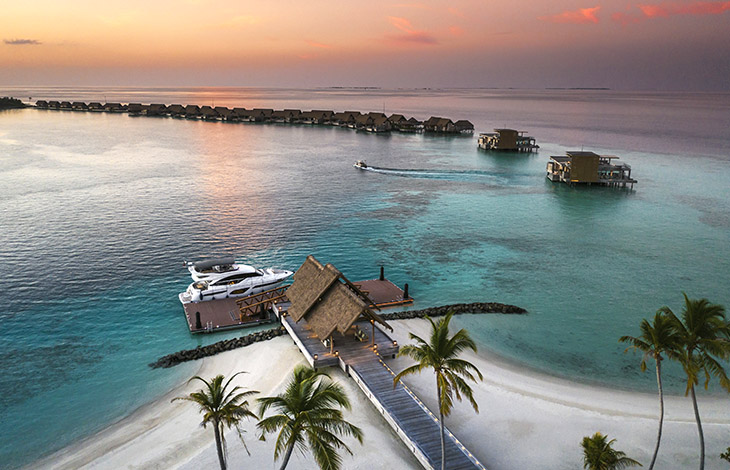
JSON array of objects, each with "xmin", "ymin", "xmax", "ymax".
[{"xmin": 179, "ymin": 257, "xmax": 293, "ymax": 304}]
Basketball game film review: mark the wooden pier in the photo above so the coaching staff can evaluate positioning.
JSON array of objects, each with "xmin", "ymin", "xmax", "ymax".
[
  {"xmin": 181, "ymin": 286, "xmax": 287, "ymax": 333},
  {"xmin": 355, "ymin": 278, "xmax": 413, "ymax": 308},
  {"xmin": 278, "ymin": 308, "xmax": 484, "ymax": 470},
  {"xmin": 181, "ymin": 277, "xmax": 411, "ymax": 334}
]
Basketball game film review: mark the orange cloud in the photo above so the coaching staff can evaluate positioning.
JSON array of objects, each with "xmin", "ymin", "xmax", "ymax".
[
  {"xmin": 386, "ymin": 16, "xmax": 438, "ymax": 45},
  {"xmin": 539, "ymin": 6, "xmax": 601, "ymax": 24},
  {"xmin": 639, "ymin": 1, "xmax": 730, "ymax": 17}
]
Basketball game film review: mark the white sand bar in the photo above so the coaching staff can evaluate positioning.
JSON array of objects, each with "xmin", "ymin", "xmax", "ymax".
[{"xmin": 32, "ymin": 318, "xmax": 730, "ymax": 470}]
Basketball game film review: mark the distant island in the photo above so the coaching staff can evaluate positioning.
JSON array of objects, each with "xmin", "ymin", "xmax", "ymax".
[
  {"xmin": 545, "ymin": 87, "xmax": 611, "ymax": 90},
  {"xmin": 0, "ymin": 97, "xmax": 27, "ymax": 110}
]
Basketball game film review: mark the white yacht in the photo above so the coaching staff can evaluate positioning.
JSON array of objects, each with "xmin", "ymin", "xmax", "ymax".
[{"xmin": 179, "ymin": 258, "xmax": 293, "ymax": 303}]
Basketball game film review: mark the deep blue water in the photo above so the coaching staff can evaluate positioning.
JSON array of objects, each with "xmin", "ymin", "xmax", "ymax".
[{"xmin": 0, "ymin": 88, "xmax": 729, "ymax": 469}]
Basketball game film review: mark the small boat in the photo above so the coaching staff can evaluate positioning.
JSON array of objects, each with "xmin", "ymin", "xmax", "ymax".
[
  {"xmin": 179, "ymin": 258, "xmax": 293, "ymax": 303},
  {"xmin": 354, "ymin": 160, "xmax": 368, "ymax": 169}
]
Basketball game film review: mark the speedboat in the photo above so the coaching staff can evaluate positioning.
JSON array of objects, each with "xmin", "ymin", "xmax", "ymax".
[
  {"xmin": 179, "ymin": 258, "xmax": 293, "ymax": 303},
  {"xmin": 354, "ymin": 160, "xmax": 368, "ymax": 169}
]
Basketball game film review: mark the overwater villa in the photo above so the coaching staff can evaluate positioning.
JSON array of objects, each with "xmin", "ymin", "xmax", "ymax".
[
  {"xmin": 104, "ymin": 102, "xmax": 125, "ymax": 112},
  {"xmin": 167, "ymin": 104, "xmax": 186, "ymax": 118},
  {"xmin": 478, "ymin": 128, "xmax": 538, "ymax": 152},
  {"xmin": 547, "ymin": 151, "xmax": 637, "ymax": 188}
]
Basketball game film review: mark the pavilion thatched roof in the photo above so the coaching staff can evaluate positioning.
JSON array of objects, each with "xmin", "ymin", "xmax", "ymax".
[{"xmin": 286, "ymin": 255, "xmax": 391, "ymax": 339}]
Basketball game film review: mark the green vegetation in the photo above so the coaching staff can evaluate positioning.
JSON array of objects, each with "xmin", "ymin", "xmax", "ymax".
[
  {"xmin": 659, "ymin": 294, "xmax": 730, "ymax": 470},
  {"xmin": 0, "ymin": 97, "xmax": 26, "ymax": 109},
  {"xmin": 581, "ymin": 432, "xmax": 642, "ymax": 470},
  {"xmin": 393, "ymin": 311, "xmax": 483, "ymax": 470},
  {"xmin": 257, "ymin": 365, "xmax": 363, "ymax": 470},
  {"xmin": 173, "ymin": 373, "xmax": 258, "ymax": 470},
  {"xmin": 619, "ymin": 311, "xmax": 680, "ymax": 470}
]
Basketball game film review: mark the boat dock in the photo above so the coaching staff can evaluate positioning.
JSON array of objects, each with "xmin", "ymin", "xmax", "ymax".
[
  {"xmin": 181, "ymin": 274, "xmax": 412, "ymax": 334},
  {"xmin": 182, "ymin": 286, "xmax": 288, "ymax": 333},
  {"xmin": 277, "ymin": 303, "xmax": 483, "ymax": 470}
]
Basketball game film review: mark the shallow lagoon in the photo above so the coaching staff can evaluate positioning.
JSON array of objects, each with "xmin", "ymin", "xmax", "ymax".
[{"xmin": 0, "ymin": 88, "xmax": 729, "ymax": 468}]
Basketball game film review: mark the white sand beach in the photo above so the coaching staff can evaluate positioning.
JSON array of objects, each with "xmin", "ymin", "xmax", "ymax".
[{"xmin": 34, "ymin": 318, "xmax": 730, "ymax": 470}]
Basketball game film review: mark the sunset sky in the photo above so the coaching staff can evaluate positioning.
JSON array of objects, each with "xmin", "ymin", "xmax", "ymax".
[{"xmin": 1, "ymin": 0, "xmax": 729, "ymax": 90}]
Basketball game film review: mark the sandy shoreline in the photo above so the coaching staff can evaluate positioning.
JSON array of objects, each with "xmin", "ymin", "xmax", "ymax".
[{"xmin": 33, "ymin": 318, "xmax": 730, "ymax": 470}]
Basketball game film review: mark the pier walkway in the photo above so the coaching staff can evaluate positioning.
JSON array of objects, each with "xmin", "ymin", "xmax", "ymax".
[{"xmin": 278, "ymin": 310, "xmax": 484, "ymax": 470}]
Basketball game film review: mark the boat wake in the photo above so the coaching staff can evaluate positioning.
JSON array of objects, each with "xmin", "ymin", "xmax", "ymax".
[{"xmin": 359, "ymin": 165, "xmax": 506, "ymax": 182}]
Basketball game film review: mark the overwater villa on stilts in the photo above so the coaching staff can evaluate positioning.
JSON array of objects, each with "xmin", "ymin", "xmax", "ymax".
[
  {"xmin": 546, "ymin": 151, "xmax": 637, "ymax": 188},
  {"xmin": 278, "ymin": 255, "xmax": 484, "ymax": 470},
  {"xmin": 477, "ymin": 128, "xmax": 538, "ymax": 152}
]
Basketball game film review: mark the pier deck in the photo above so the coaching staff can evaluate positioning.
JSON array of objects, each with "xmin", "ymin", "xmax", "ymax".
[
  {"xmin": 181, "ymin": 277, "xmax": 411, "ymax": 334},
  {"xmin": 278, "ymin": 309, "xmax": 484, "ymax": 470},
  {"xmin": 355, "ymin": 278, "xmax": 413, "ymax": 308},
  {"xmin": 182, "ymin": 297, "xmax": 275, "ymax": 333}
]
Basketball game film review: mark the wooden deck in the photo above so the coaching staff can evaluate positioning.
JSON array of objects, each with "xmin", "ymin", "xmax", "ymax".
[
  {"xmin": 279, "ymin": 307, "xmax": 398, "ymax": 369},
  {"xmin": 355, "ymin": 278, "xmax": 413, "ymax": 308},
  {"xmin": 278, "ymin": 307, "xmax": 484, "ymax": 470},
  {"xmin": 182, "ymin": 296, "xmax": 276, "ymax": 334},
  {"xmin": 181, "ymin": 278, "xmax": 411, "ymax": 334}
]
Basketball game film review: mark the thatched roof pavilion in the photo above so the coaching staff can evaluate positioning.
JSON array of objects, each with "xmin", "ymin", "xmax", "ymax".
[{"xmin": 286, "ymin": 256, "xmax": 392, "ymax": 341}]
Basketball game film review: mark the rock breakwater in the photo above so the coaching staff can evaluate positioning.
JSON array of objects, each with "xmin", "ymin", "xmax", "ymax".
[{"xmin": 151, "ymin": 302, "xmax": 526, "ymax": 368}]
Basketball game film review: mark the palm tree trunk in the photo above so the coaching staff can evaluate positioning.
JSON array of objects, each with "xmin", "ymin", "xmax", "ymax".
[
  {"xmin": 690, "ymin": 385, "xmax": 705, "ymax": 470},
  {"xmin": 437, "ymin": 380, "xmax": 446, "ymax": 470},
  {"xmin": 213, "ymin": 421, "xmax": 226, "ymax": 470},
  {"xmin": 648, "ymin": 361, "xmax": 664, "ymax": 470},
  {"xmin": 279, "ymin": 439, "xmax": 296, "ymax": 470},
  {"xmin": 439, "ymin": 407, "xmax": 446, "ymax": 470}
]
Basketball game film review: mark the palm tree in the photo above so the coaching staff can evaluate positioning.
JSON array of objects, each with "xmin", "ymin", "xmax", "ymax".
[
  {"xmin": 173, "ymin": 373, "xmax": 258, "ymax": 470},
  {"xmin": 581, "ymin": 432, "xmax": 642, "ymax": 470},
  {"xmin": 619, "ymin": 311, "xmax": 680, "ymax": 470},
  {"xmin": 393, "ymin": 311, "xmax": 483, "ymax": 470},
  {"xmin": 660, "ymin": 294, "xmax": 730, "ymax": 470},
  {"xmin": 257, "ymin": 365, "xmax": 363, "ymax": 470}
]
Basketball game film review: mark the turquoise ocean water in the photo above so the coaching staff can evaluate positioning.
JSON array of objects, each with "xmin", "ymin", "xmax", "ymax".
[{"xmin": 0, "ymin": 88, "xmax": 729, "ymax": 468}]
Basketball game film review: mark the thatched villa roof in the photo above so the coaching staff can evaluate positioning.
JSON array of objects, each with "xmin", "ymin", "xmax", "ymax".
[{"xmin": 286, "ymin": 255, "xmax": 391, "ymax": 339}]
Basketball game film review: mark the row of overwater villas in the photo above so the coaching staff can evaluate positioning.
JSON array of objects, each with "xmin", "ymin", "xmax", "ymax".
[{"xmin": 33, "ymin": 100, "xmax": 474, "ymax": 134}]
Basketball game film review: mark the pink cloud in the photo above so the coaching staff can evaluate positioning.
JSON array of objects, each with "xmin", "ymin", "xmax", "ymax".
[
  {"xmin": 611, "ymin": 1, "xmax": 730, "ymax": 24},
  {"xmin": 448, "ymin": 7, "xmax": 465, "ymax": 18},
  {"xmin": 386, "ymin": 16, "xmax": 439, "ymax": 45},
  {"xmin": 638, "ymin": 1, "xmax": 730, "ymax": 17},
  {"xmin": 539, "ymin": 6, "xmax": 601, "ymax": 24},
  {"xmin": 611, "ymin": 11, "xmax": 644, "ymax": 24},
  {"xmin": 305, "ymin": 40, "xmax": 332, "ymax": 49},
  {"xmin": 449, "ymin": 26, "xmax": 464, "ymax": 36}
]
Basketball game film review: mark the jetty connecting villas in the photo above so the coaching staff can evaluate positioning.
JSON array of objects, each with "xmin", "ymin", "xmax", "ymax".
[
  {"xmin": 546, "ymin": 151, "xmax": 637, "ymax": 188},
  {"xmin": 33, "ymin": 100, "xmax": 474, "ymax": 135},
  {"xmin": 477, "ymin": 128, "xmax": 538, "ymax": 152}
]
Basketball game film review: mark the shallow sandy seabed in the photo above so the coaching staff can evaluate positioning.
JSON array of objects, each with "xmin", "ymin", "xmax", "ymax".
[{"xmin": 33, "ymin": 318, "xmax": 730, "ymax": 470}]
